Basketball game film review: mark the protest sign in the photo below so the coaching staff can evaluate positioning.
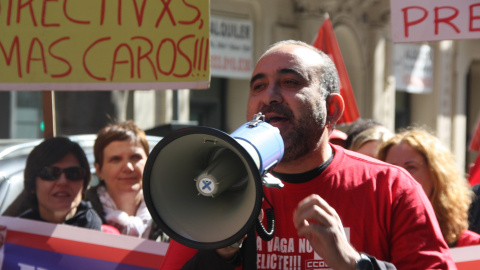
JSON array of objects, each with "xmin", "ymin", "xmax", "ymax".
[
  {"xmin": 390, "ymin": 0, "xmax": 480, "ymax": 42},
  {"xmin": 0, "ymin": 216, "xmax": 168, "ymax": 269},
  {"xmin": 451, "ymin": 244, "xmax": 480, "ymax": 269},
  {"xmin": 393, "ymin": 43, "xmax": 433, "ymax": 94},
  {"xmin": 210, "ymin": 16, "xmax": 253, "ymax": 79},
  {"xmin": 0, "ymin": 0, "xmax": 210, "ymax": 90},
  {"xmin": 1, "ymin": 216, "xmax": 480, "ymax": 268}
]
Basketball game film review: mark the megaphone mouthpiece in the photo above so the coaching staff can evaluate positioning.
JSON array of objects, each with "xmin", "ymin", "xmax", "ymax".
[{"xmin": 194, "ymin": 147, "xmax": 248, "ymax": 197}]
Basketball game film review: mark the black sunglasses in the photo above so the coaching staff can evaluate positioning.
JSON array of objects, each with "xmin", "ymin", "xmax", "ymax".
[{"xmin": 38, "ymin": 166, "xmax": 86, "ymax": 181}]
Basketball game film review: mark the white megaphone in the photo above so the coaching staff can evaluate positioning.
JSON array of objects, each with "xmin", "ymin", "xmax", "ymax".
[{"xmin": 143, "ymin": 113, "xmax": 284, "ymax": 249}]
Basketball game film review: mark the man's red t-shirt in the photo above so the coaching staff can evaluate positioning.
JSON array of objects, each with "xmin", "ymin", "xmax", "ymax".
[{"xmin": 160, "ymin": 145, "xmax": 455, "ymax": 269}]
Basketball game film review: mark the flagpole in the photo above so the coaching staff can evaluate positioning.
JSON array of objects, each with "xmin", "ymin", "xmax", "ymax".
[{"xmin": 42, "ymin": 91, "xmax": 56, "ymax": 139}]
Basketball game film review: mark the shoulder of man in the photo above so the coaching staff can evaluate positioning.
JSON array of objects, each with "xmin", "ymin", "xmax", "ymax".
[{"xmin": 332, "ymin": 144, "xmax": 417, "ymax": 182}]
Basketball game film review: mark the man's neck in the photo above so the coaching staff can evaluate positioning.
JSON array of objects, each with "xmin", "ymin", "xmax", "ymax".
[{"xmin": 274, "ymin": 142, "xmax": 333, "ymax": 174}]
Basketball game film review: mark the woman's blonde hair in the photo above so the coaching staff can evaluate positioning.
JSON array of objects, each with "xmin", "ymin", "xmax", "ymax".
[{"xmin": 378, "ymin": 128, "xmax": 473, "ymax": 245}]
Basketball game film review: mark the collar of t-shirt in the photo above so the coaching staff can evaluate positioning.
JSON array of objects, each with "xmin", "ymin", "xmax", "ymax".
[{"xmin": 271, "ymin": 151, "xmax": 334, "ymax": 184}]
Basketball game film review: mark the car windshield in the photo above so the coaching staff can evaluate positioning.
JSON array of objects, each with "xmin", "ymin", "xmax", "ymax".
[{"xmin": 0, "ymin": 139, "xmax": 43, "ymax": 160}]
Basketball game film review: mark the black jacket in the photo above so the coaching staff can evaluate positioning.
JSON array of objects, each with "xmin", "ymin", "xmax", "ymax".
[{"xmin": 19, "ymin": 200, "xmax": 102, "ymax": 230}]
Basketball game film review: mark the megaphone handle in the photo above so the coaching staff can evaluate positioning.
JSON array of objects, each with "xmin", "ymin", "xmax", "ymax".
[
  {"xmin": 256, "ymin": 208, "xmax": 275, "ymax": 241},
  {"xmin": 241, "ymin": 226, "xmax": 257, "ymax": 270}
]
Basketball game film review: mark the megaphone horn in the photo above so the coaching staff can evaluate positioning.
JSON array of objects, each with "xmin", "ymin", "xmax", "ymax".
[{"xmin": 143, "ymin": 113, "xmax": 284, "ymax": 249}]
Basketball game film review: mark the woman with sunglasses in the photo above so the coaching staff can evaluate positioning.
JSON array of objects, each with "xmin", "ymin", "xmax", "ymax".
[
  {"xmin": 86, "ymin": 120, "xmax": 168, "ymax": 241},
  {"xmin": 18, "ymin": 137, "xmax": 102, "ymax": 229}
]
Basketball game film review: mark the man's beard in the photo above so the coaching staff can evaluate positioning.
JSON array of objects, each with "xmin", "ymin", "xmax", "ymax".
[{"xmin": 262, "ymin": 103, "xmax": 326, "ymax": 162}]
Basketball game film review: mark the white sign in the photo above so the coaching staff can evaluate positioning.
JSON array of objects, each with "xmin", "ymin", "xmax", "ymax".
[
  {"xmin": 394, "ymin": 43, "xmax": 433, "ymax": 94},
  {"xmin": 450, "ymin": 244, "xmax": 480, "ymax": 269},
  {"xmin": 390, "ymin": 0, "xmax": 480, "ymax": 43},
  {"xmin": 210, "ymin": 16, "xmax": 253, "ymax": 79},
  {"xmin": 0, "ymin": 216, "xmax": 168, "ymax": 269}
]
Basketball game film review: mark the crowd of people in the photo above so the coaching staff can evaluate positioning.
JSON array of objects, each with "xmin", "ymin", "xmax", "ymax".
[
  {"xmin": 0, "ymin": 120, "xmax": 169, "ymax": 250},
  {"xmin": 1, "ymin": 39, "xmax": 480, "ymax": 270}
]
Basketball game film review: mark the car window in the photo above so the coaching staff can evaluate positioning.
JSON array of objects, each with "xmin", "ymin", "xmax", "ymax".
[{"xmin": 0, "ymin": 140, "xmax": 42, "ymax": 160}]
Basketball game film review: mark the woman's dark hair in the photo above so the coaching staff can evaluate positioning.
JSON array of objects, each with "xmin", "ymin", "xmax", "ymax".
[{"xmin": 24, "ymin": 137, "xmax": 91, "ymax": 207}]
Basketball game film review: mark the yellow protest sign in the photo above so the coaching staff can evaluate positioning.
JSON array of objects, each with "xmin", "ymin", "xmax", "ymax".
[{"xmin": 0, "ymin": 0, "xmax": 210, "ymax": 90}]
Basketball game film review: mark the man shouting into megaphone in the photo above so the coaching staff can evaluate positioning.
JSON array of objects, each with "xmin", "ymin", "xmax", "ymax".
[{"xmin": 160, "ymin": 40, "xmax": 455, "ymax": 270}]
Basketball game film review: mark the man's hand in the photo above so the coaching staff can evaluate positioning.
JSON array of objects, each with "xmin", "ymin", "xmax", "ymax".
[
  {"xmin": 215, "ymin": 205, "xmax": 263, "ymax": 262},
  {"xmin": 216, "ymin": 244, "xmax": 241, "ymax": 261},
  {"xmin": 216, "ymin": 234, "xmax": 247, "ymax": 261},
  {"xmin": 293, "ymin": 194, "xmax": 360, "ymax": 270}
]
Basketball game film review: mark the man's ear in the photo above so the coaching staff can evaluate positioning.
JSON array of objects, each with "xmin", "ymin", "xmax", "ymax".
[{"xmin": 326, "ymin": 93, "xmax": 345, "ymax": 124}]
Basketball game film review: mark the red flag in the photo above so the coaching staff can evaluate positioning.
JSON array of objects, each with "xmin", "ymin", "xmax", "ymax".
[
  {"xmin": 312, "ymin": 15, "xmax": 360, "ymax": 125},
  {"xmin": 469, "ymin": 155, "xmax": 480, "ymax": 186},
  {"xmin": 470, "ymin": 115, "xmax": 480, "ymax": 152},
  {"xmin": 468, "ymin": 115, "xmax": 480, "ymax": 186}
]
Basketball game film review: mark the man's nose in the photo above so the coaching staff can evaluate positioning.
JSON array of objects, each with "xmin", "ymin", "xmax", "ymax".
[{"xmin": 265, "ymin": 83, "xmax": 283, "ymax": 105}]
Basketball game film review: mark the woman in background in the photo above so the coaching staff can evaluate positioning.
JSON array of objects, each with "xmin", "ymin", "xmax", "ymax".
[
  {"xmin": 86, "ymin": 120, "xmax": 168, "ymax": 241},
  {"xmin": 4, "ymin": 137, "xmax": 102, "ymax": 229},
  {"xmin": 378, "ymin": 128, "xmax": 480, "ymax": 247},
  {"xmin": 346, "ymin": 118, "xmax": 392, "ymax": 158}
]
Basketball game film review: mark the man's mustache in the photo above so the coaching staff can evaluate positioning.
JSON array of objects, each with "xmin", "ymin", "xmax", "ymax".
[{"xmin": 260, "ymin": 104, "xmax": 294, "ymax": 120}]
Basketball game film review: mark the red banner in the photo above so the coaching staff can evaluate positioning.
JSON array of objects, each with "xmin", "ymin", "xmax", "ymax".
[{"xmin": 312, "ymin": 15, "xmax": 360, "ymax": 125}]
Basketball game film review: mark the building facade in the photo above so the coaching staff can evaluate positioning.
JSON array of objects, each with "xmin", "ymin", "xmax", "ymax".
[
  {"xmin": 1, "ymin": 0, "xmax": 479, "ymax": 172},
  {"xmin": 212, "ymin": 0, "xmax": 480, "ymax": 172}
]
